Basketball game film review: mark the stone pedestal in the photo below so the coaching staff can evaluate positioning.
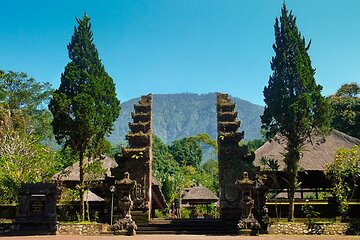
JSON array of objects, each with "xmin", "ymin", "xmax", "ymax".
[
  {"xmin": 238, "ymin": 228, "xmax": 258, "ymax": 236},
  {"xmin": 235, "ymin": 172, "xmax": 261, "ymax": 235},
  {"xmin": 15, "ymin": 183, "xmax": 58, "ymax": 234},
  {"xmin": 112, "ymin": 215, "xmax": 137, "ymax": 236},
  {"xmin": 110, "ymin": 172, "xmax": 137, "ymax": 236}
]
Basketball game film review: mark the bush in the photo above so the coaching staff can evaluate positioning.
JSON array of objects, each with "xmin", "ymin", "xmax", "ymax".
[{"xmin": 301, "ymin": 200, "xmax": 320, "ymax": 226}]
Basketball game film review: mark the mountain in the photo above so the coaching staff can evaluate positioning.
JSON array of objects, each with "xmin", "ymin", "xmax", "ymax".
[{"xmin": 108, "ymin": 93, "xmax": 264, "ymax": 145}]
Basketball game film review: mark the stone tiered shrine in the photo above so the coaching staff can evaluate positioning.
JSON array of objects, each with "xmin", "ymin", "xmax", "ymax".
[
  {"xmin": 110, "ymin": 94, "xmax": 153, "ymax": 223},
  {"xmin": 216, "ymin": 93, "xmax": 256, "ymax": 221},
  {"xmin": 235, "ymin": 172, "xmax": 261, "ymax": 235},
  {"xmin": 110, "ymin": 172, "xmax": 137, "ymax": 235}
]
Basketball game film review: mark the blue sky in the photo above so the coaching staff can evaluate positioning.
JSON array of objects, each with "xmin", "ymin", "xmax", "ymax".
[{"xmin": 1, "ymin": 1, "xmax": 359, "ymax": 106}]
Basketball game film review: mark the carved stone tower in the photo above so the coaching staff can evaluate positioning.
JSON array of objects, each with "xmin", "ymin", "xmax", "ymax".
[
  {"xmin": 217, "ymin": 93, "xmax": 255, "ymax": 221},
  {"xmin": 111, "ymin": 94, "xmax": 153, "ymax": 222}
]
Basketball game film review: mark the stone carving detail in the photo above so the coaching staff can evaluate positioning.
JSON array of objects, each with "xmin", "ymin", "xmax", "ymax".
[
  {"xmin": 235, "ymin": 172, "xmax": 260, "ymax": 235},
  {"xmin": 15, "ymin": 183, "xmax": 58, "ymax": 233},
  {"xmin": 111, "ymin": 172, "xmax": 137, "ymax": 235},
  {"xmin": 111, "ymin": 215, "xmax": 137, "ymax": 236},
  {"xmin": 216, "ymin": 93, "xmax": 255, "ymax": 220},
  {"xmin": 240, "ymin": 193, "xmax": 254, "ymax": 219},
  {"xmin": 116, "ymin": 172, "xmax": 135, "ymax": 219},
  {"xmin": 110, "ymin": 94, "xmax": 153, "ymax": 220}
]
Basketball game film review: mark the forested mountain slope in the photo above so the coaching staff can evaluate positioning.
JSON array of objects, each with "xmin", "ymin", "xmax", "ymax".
[{"xmin": 108, "ymin": 93, "xmax": 263, "ymax": 145}]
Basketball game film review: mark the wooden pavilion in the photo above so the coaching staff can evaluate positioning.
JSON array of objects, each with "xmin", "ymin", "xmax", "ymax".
[
  {"xmin": 253, "ymin": 130, "xmax": 360, "ymax": 218},
  {"xmin": 181, "ymin": 186, "xmax": 218, "ymax": 218},
  {"xmin": 254, "ymin": 130, "xmax": 360, "ymax": 191}
]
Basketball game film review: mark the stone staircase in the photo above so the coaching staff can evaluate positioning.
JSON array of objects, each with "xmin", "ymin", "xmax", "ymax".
[{"xmin": 137, "ymin": 219, "xmax": 238, "ymax": 235}]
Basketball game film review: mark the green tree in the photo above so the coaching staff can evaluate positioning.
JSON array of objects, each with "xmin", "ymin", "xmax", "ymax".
[
  {"xmin": 328, "ymin": 83, "xmax": 360, "ymax": 138},
  {"xmin": 245, "ymin": 129, "xmax": 268, "ymax": 152},
  {"xmin": 0, "ymin": 71, "xmax": 59, "ymax": 203},
  {"xmin": 0, "ymin": 70, "xmax": 53, "ymax": 139},
  {"xmin": 169, "ymin": 137, "xmax": 203, "ymax": 169},
  {"xmin": 152, "ymin": 135, "xmax": 181, "ymax": 202},
  {"xmin": 83, "ymin": 157, "xmax": 107, "ymax": 221},
  {"xmin": 191, "ymin": 133, "xmax": 218, "ymax": 150},
  {"xmin": 0, "ymin": 131, "xmax": 60, "ymax": 203},
  {"xmin": 261, "ymin": 4, "xmax": 332, "ymax": 221},
  {"xmin": 152, "ymin": 136, "xmax": 179, "ymax": 179},
  {"xmin": 152, "ymin": 135, "xmax": 219, "ymax": 202},
  {"xmin": 48, "ymin": 14, "xmax": 120, "ymax": 221},
  {"xmin": 202, "ymin": 159, "xmax": 219, "ymax": 194},
  {"xmin": 325, "ymin": 146, "xmax": 360, "ymax": 218}
]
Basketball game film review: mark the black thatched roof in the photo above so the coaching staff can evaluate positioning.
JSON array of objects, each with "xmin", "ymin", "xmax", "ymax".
[
  {"xmin": 52, "ymin": 156, "xmax": 117, "ymax": 181},
  {"xmin": 254, "ymin": 130, "xmax": 360, "ymax": 171},
  {"xmin": 181, "ymin": 186, "xmax": 218, "ymax": 205}
]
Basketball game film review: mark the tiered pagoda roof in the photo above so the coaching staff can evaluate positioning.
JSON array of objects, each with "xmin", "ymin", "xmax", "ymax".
[
  {"xmin": 111, "ymin": 94, "xmax": 153, "ymax": 217},
  {"xmin": 216, "ymin": 93, "xmax": 256, "ymax": 221},
  {"xmin": 217, "ymin": 93, "xmax": 244, "ymax": 146}
]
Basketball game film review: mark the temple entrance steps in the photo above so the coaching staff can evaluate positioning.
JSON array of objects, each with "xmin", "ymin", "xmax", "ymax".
[{"xmin": 137, "ymin": 219, "xmax": 238, "ymax": 235}]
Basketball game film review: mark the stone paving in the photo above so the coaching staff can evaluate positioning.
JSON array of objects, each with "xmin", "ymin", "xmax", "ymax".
[{"xmin": 1, "ymin": 235, "xmax": 360, "ymax": 240}]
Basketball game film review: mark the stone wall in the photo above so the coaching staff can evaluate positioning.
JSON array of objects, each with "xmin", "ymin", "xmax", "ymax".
[
  {"xmin": 3, "ymin": 222, "xmax": 360, "ymax": 235},
  {"xmin": 268, "ymin": 222, "xmax": 360, "ymax": 235},
  {"xmin": 0, "ymin": 223, "xmax": 18, "ymax": 235},
  {"xmin": 57, "ymin": 223, "xmax": 108, "ymax": 235}
]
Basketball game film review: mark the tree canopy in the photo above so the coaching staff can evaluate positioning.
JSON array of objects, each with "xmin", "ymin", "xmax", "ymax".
[
  {"xmin": 261, "ymin": 4, "xmax": 332, "ymax": 221},
  {"xmin": 0, "ymin": 70, "xmax": 53, "ymax": 139},
  {"xmin": 0, "ymin": 70, "xmax": 60, "ymax": 204},
  {"xmin": 152, "ymin": 134, "xmax": 219, "ymax": 203},
  {"xmin": 0, "ymin": 124, "xmax": 60, "ymax": 203},
  {"xmin": 169, "ymin": 136, "xmax": 203, "ymax": 169},
  {"xmin": 48, "ymin": 14, "xmax": 120, "ymax": 221},
  {"xmin": 328, "ymin": 83, "xmax": 360, "ymax": 138}
]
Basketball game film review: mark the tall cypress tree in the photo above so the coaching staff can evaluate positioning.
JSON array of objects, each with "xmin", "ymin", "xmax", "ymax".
[
  {"xmin": 261, "ymin": 4, "xmax": 332, "ymax": 221},
  {"xmin": 49, "ymin": 14, "xmax": 120, "ymax": 221}
]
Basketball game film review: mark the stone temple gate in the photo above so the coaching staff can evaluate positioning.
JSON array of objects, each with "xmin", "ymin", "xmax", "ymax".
[
  {"xmin": 109, "ymin": 94, "xmax": 153, "ymax": 223},
  {"xmin": 216, "ymin": 93, "xmax": 257, "ymax": 221},
  {"xmin": 109, "ymin": 93, "xmax": 258, "ymax": 223}
]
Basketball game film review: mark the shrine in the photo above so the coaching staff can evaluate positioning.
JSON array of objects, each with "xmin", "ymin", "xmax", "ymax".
[
  {"xmin": 216, "ymin": 93, "xmax": 258, "ymax": 221},
  {"xmin": 107, "ymin": 94, "xmax": 154, "ymax": 224},
  {"xmin": 15, "ymin": 183, "xmax": 58, "ymax": 234}
]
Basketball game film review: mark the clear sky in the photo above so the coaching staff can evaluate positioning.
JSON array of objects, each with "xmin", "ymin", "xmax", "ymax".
[{"xmin": 1, "ymin": 0, "xmax": 359, "ymax": 106}]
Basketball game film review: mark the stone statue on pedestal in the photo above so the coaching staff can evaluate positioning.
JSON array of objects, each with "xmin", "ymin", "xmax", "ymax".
[
  {"xmin": 235, "ymin": 172, "xmax": 260, "ymax": 235},
  {"xmin": 240, "ymin": 193, "xmax": 254, "ymax": 219},
  {"xmin": 111, "ymin": 172, "xmax": 137, "ymax": 235}
]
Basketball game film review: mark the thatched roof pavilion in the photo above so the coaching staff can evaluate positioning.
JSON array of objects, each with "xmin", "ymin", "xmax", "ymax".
[
  {"xmin": 254, "ymin": 130, "xmax": 360, "ymax": 171},
  {"xmin": 53, "ymin": 156, "xmax": 117, "ymax": 182},
  {"xmin": 181, "ymin": 186, "xmax": 218, "ymax": 205},
  {"xmin": 253, "ymin": 130, "xmax": 360, "ymax": 190}
]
